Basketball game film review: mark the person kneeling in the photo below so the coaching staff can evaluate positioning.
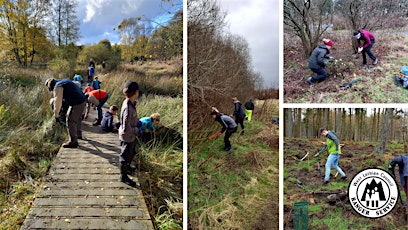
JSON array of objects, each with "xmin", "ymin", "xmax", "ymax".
[{"xmin": 101, "ymin": 105, "xmax": 120, "ymax": 133}]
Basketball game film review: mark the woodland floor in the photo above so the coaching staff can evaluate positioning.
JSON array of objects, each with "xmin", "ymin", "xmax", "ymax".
[
  {"xmin": 284, "ymin": 138, "xmax": 408, "ymax": 229},
  {"xmin": 284, "ymin": 31, "xmax": 408, "ymax": 103}
]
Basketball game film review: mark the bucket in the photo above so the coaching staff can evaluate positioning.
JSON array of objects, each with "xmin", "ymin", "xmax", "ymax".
[{"xmin": 294, "ymin": 201, "xmax": 309, "ymax": 230}]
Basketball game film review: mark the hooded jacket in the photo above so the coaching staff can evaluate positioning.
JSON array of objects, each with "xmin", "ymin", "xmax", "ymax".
[
  {"xmin": 309, "ymin": 44, "xmax": 330, "ymax": 69},
  {"xmin": 215, "ymin": 113, "xmax": 237, "ymax": 133},
  {"xmin": 389, "ymin": 154, "xmax": 408, "ymax": 187}
]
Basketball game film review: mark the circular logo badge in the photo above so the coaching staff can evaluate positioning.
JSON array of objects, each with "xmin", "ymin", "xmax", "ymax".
[{"xmin": 348, "ymin": 168, "xmax": 399, "ymax": 218}]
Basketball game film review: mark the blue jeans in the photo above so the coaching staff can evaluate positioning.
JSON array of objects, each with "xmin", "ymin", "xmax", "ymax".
[
  {"xmin": 310, "ymin": 67, "xmax": 328, "ymax": 83},
  {"xmin": 97, "ymin": 94, "xmax": 109, "ymax": 122},
  {"xmin": 362, "ymin": 40, "xmax": 376, "ymax": 64},
  {"xmin": 325, "ymin": 154, "xmax": 346, "ymax": 181}
]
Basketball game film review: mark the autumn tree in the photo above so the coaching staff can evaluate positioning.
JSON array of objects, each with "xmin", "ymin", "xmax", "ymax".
[{"xmin": 0, "ymin": 0, "xmax": 52, "ymax": 67}]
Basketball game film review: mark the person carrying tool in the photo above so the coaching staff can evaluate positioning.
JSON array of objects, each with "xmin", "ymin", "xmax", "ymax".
[
  {"xmin": 45, "ymin": 78, "xmax": 87, "ymax": 148},
  {"xmin": 314, "ymin": 128, "xmax": 347, "ymax": 184},
  {"xmin": 388, "ymin": 154, "xmax": 408, "ymax": 208},
  {"xmin": 84, "ymin": 89, "xmax": 109, "ymax": 126},
  {"xmin": 244, "ymin": 98, "xmax": 255, "ymax": 122},
  {"xmin": 209, "ymin": 111, "xmax": 237, "ymax": 154},
  {"xmin": 307, "ymin": 38, "xmax": 334, "ymax": 85},
  {"xmin": 353, "ymin": 30, "xmax": 378, "ymax": 66}
]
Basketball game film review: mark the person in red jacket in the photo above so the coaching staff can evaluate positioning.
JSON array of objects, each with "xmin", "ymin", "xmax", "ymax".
[
  {"xmin": 353, "ymin": 30, "xmax": 378, "ymax": 66},
  {"xmin": 85, "ymin": 89, "xmax": 109, "ymax": 125}
]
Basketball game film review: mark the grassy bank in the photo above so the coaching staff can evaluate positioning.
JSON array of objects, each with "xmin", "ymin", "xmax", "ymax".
[
  {"xmin": 284, "ymin": 138, "xmax": 407, "ymax": 229},
  {"xmin": 188, "ymin": 99, "xmax": 279, "ymax": 229},
  {"xmin": 98, "ymin": 61, "xmax": 183, "ymax": 229},
  {"xmin": 0, "ymin": 69, "xmax": 66, "ymax": 229}
]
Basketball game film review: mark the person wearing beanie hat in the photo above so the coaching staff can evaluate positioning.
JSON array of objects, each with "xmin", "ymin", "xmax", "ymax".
[
  {"xmin": 307, "ymin": 38, "xmax": 334, "ymax": 85},
  {"xmin": 118, "ymin": 81, "xmax": 140, "ymax": 187},
  {"xmin": 244, "ymin": 98, "xmax": 255, "ymax": 122},
  {"xmin": 353, "ymin": 29, "xmax": 378, "ymax": 66},
  {"xmin": 45, "ymin": 78, "xmax": 87, "ymax": 148}
]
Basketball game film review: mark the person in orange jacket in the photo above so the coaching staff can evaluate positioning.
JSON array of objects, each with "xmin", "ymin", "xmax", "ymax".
[{"xmin": 85, "ymin": 89, "xmax": 109, "ymax": 125}]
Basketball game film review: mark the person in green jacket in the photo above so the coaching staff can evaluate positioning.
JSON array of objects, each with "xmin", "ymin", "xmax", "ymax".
[{"xmin": 314, "ymin": 128, "xmax": 347, "ymax": 184}]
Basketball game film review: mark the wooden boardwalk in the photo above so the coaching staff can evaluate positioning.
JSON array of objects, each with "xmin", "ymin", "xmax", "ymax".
[{"xmin": 21, "ymin": 113, "xmax": 153, "ymax": 229}]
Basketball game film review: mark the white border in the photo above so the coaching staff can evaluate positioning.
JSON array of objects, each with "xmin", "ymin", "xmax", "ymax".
[
  {"xmin": 278, "ymin": 0, "xmax": 284, "ymax": 229},
  {"xmin": 183, "ymin": 0, "xmax": 188, "ymax": 229}
]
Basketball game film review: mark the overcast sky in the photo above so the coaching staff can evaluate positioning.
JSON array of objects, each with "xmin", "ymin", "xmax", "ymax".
[
  {"xmin": 218, "ymin": 0, "xmax": 279, "ymax": 88},
  {"xmin": 77, "ymin": 0, "xmax": 181, "ymax": 45}
]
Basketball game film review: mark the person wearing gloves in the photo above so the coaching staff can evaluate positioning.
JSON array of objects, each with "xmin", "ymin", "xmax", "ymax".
[
  {"xmin": 314, "ymin": 128, "xmax": 347, "ymax": 184},
  {"xmin": 353, "ymin": 30, "xmax": 378, "ymax": 66},
  {"xmin": 388, "ymin": 154, "xmax": 408, "ymax": 208},
  {"xmin": 45, "ymin": 78, "xmax": 87, "ymax": 148},
  {"xmin": 209, "ymin": 111, "xmax": 238, "ymax": 154},
  {"xmin": 307, "ymin": 38, "xmax": 334, "ymax": 85},
  {"xmin": 118, "ymin": 81, "xmax": 140, "ymax": 187},
  {"xmin": 84, "ymin": 89, "xmax": 109, "ymax": 126}
]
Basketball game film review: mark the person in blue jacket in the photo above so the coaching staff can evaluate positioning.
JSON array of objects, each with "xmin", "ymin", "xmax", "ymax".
[
  {"xmin": 45, "ymin": 78, "xmax": 87, "ymax": 148},
  {"xmin": 101, "ymin": 105, "xmax": 120, "ymax": 133},
  {"xmin": 139, "ymin": 113, "xmax": 161, "ymax": 143},
  {"xmin": 388, "ymin": 154, "xmax": 408, "ymax": 208}
]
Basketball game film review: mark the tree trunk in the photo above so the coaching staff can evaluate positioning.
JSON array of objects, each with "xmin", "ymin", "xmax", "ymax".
[
  {"xmin": 375, "ymin": 108, "xmax": 394, "ymax": 155},
  {"xmin": 285, "ymin": 109, "xmax": 294, "ymax": 138}
]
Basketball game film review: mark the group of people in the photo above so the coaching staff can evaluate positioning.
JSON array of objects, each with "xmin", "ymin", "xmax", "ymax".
[
  {"xmin": 45, "ymin": 76, "xmax": 161, "ymax": 187},
  {"xmin": 209, "ymin": 97, "xmax": 255, "ymax": 154},
  {"xmin": 307, "ymin": 29, "xmax": 378, "ymax": 85}
]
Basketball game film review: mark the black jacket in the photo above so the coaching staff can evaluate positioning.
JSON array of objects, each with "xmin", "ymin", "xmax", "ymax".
[
  {"xmin": 309, "ymin": 44, "xmax": 330, "ymax": 69},
  {"xmin": 233, "ymin": 101, "xmax": 246, "ymax": 120}
]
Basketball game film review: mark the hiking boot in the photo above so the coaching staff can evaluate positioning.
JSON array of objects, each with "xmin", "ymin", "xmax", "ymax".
[
  {"xmin": 307, "ymin": 77, "xmax": 314, "ymax": 85},
  {"xmin": 93, "ymin": 120, "xmax": 101, "ymax": 126},
  {"xmin": 240, "ymin": 129, "xmax": 245, "ymax": 135},
  {"xmin": 373, "ymin": 58, "xmax": 378, "ymax": 65},
  {"xmin": 62, "ymin": 141, "xmax": 78, "ymax": 148},
  {"xmin": 127, "ymin": 165, "xmax": 137, "ymax": 175},
  {"xmin": 341, "ymin": 175, "xmax": 347, "ymax": 180},
  {"xmin": 360, "ymin": 63, "xmax": 366, "ymax": 67},
  {"xmin": 120, "ymin": 175, "xmax": 136, "ymax": 187},
  {"xmin": 324, "ymin": 180, "xmax": 329, "ymax": 185}
]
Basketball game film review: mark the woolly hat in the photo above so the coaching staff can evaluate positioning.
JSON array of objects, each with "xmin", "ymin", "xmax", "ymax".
[
  {"xmin": 323, "ymin": 39, "xmax": 333, "ymax": 47},
  {"xmin": 353, "ymin": 32, "xmax": 361, "ymax": 39}
]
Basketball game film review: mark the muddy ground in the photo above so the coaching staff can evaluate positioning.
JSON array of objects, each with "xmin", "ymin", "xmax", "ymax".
[
  {"xmin": 283, "ymin": 32, "xmax": 397, "ymax": 103},
  {"xmin": 284, "ymin": 138, "xmax": 407, "ymax": 229}
]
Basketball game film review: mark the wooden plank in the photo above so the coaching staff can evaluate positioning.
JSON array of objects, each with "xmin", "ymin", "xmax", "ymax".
[
  {"xmin": 33, "ymin": 197, "xmax": 142, "ymax": 207},
  {"xmin": 39, "ymin": 189, "xmax": 141, "ymax": 197},
  {"xmin": 21, "ymin": 218, "xmax": 153, "ymax": 229},
  {"xmin": 26, "ymin": 207, "xmax": 150, "ymax": 218}
]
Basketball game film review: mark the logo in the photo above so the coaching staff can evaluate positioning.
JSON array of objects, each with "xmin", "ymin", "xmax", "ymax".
[{"xmin": 348, "ymin": 168, "xmax": 399, "ymax": 218}]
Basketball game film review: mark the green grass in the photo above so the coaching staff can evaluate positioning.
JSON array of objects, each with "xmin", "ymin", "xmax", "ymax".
[
  {"xmin": 188, "ymin": 120, "xmax": 279, "ymax": 229},
  {"xmin": 0, "ymin": 70, "xmax": 66, "ymax": 229}
]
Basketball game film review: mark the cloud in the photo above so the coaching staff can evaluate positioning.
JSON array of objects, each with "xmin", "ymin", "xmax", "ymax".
[
  {"xmin": 77, "ymin": 0, "xmax": 181, "ymax": 45},
  {"xmin": 83, "ymin": 0, "xmax": 112, "ymax": 23},
  {"xmin": 219, "ymin": 0, "xmax": 279, "ymax": 88}
]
